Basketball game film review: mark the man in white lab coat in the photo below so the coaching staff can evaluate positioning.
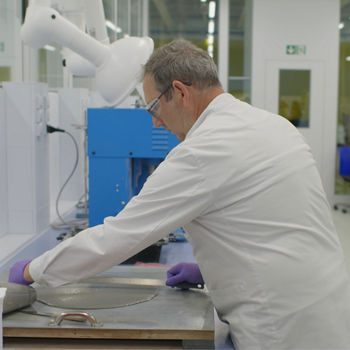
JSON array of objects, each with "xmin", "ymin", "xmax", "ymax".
[{"xmin": 9, "ymin": 39, "xmax": 350, "ymax": 349}]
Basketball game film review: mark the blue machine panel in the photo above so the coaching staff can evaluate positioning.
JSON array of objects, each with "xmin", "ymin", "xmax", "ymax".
[{"xmin": 88, "ymin": 108, "xmax": 179, "ymax": 226}]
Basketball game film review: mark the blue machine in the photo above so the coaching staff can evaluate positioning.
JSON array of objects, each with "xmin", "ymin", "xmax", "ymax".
[{"xmin": 87, "ymin": 108, "xmax": 179, "ymax": 227}]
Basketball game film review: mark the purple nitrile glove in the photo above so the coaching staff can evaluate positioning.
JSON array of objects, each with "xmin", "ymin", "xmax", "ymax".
[
  {"xmin": 166, "ymin": 262, "xmax": 204, "ymax": 287},
  {"xmin": 8, "ymin": 259, "xmax": 32, "ymax": 285}
]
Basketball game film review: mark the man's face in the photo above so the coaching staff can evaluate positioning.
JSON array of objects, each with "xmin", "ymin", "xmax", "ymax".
[{"xmin": 143, "ymin": 74, "xmax": 187, "ymax": 141}]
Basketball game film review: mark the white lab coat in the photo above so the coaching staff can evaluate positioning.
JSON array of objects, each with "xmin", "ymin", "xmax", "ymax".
[{"xmin": 30, "ymin": 93, "xmax": 350, "ymax": 349}]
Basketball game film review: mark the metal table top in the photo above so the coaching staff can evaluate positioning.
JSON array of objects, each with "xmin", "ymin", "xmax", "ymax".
[{"xmin": 2, "ymin": 265, "xmax": 214, "ymax": 344}]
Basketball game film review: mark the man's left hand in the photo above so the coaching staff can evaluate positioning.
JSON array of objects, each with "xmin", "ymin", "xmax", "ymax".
[{"xmin": 8, "ymin": 259, "xmax": 33, "ymax": 285}]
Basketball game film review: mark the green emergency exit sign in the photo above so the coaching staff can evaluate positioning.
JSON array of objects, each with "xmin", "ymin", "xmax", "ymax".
[
  {"xmin": 0, "ymin": 42, "xmax": 4, "ymax": 52},
  {"xmin": 286, "ymin": 45, "xmax": 306, "ymax": 55}
]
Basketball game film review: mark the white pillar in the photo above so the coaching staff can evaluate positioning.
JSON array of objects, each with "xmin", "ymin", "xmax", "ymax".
[{"xmin": 218, "ymin": 0, "xmax": 229, "ymax": 92}]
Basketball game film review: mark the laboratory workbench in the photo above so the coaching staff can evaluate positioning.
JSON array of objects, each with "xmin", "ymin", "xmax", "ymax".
[{"xmin": 2, "ymin": 265, "xmax": 214, "ymax": 349}]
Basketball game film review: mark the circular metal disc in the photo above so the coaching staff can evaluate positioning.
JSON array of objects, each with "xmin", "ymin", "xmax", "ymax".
[{"xmin": 36, "ymin": 283, "xmax": 158, "ymax": 310}]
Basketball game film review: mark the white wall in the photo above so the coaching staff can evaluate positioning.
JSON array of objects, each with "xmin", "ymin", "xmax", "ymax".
[
  {"xmin": 251, "ymin": 0, "xmax": 340, "ymax": 203},
  {"xmin": 0, "ymin": 89, "xmax": 7, "ymax": 237}
]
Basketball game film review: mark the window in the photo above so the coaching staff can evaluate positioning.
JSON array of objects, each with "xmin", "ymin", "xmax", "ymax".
[
  {"xmin": 148, "ymin": 0, "xmax": 219, "ymax": 63},
  {"xmin": 279, "ymin": 69, "xmax": 310, "ymax": 128},
  {"xmin": 228, "ymin": 0, "xmax": 250, "ymax": 102},
  {"xmin": 0, "ymin": 67, "xmax": 10, "ymax": 81},
  {"xmin": 335, "ymin": 3, "xmax": 350, "ymax": 194}
]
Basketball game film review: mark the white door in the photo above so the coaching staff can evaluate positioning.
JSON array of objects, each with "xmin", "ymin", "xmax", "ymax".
[{"xmin": 264, "ymin": 60, "xmax": 325, "ymax": 170}]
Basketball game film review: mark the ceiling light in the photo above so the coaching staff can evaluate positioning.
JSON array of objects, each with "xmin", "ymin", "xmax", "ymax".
[
  {"xmin": 339, "ymin": 22, "xmax": 345, "ymax": 30},
  {"xmin": 208, "ymin": 20, "xmax": 215, "ymax": 34},
  {"xmin": 208, "ymin": 1, "xmax": 216, "ymax": 18},
  {"xmin": 208, "ymin": 44, "xmax": 214, "ymax": 58},
  {"xmin": 43, "ymin": 45, "xmax": 56, "ymax": 52},
  {"xmin": 346, "ymin": 56, "xmax": 350, "ymax": 62}
]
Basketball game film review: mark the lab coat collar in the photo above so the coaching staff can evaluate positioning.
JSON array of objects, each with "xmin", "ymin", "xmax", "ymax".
[{"xmin": 185, "ymin": 92, "xmax": 235, "ymax": 140}]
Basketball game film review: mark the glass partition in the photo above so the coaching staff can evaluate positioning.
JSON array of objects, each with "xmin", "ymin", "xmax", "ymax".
[
  {"xmin": 335, "ymin": 6, "xmax": 350, "ymax": 194},
  {"xmin": 229, "ymin": 0, "xmax": 249, "ymax": 102},
  {"xmin": 148, "ymin": 0, "xmax": 219, "ymax": 63},
  {"xmin": 278, "ymin": 69, "xmax": 310, "ymax": 128},
  {"xmin": 38, "ymin": 45, "xmax": 64, "ymax": 88},
  {"xmin": 0, "ymin": 0, "xmax": 20, "ymax": 82},
  {"xmin": 0, "ymin": 67, "xmax": 10, "ymax": 81},
  {"xmin": 148, "ymin": 0, "xmax": 249, "ymax": 101}
]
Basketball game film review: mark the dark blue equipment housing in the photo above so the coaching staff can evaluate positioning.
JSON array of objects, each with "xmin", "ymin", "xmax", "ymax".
[{"xmin": 339, "ymin": 146, "xmax": 350, "ymax": 179}]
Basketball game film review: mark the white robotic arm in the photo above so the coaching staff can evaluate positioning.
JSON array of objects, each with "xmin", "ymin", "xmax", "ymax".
[
  {"xmin": 21, "ymin": 1, "xmax": 153, "ymax": 106},
  {"xmin": 59, "ymin": 0, "xmax": 110, "ymax": 77}
]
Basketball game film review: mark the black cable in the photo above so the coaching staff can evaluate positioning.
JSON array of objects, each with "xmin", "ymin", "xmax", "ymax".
[
  {"xmin": 47, "ymin": 125, "xmax": 65, "ymax": 133},
  {"xmin": 47, "ymin": 125, "xmax": 87, "ymax": 233}
]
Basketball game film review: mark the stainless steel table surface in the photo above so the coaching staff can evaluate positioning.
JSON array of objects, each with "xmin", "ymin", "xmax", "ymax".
[{"xmin": 1, "ymin": 265, "xmax": 214, "ymax": 349}]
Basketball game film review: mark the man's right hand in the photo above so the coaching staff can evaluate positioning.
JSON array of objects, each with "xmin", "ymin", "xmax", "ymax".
[
  {"xmin": 166, "ymin": 262, "xmax": 204, "ymax": 287},
  {"xmin": 8, "ymin": 259, "xmax": 33, "ymax": 285}
]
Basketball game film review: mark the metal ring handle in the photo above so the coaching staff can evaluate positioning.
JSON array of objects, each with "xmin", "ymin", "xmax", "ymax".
[{"xmin": 49, "ymin": 312, "xmax": 103, "ymax": 327}]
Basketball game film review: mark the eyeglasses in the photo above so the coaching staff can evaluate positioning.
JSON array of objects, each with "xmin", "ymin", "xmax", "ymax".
[
  {"xmin": 145, "ymin": 84, "xmax": 172, "ymax": 119},
  {"xmin": 145, "ymin": 82, "xmax": 192, "ymax": 119}
]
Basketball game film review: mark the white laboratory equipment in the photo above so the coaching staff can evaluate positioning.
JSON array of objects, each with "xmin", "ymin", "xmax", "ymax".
[
  {"xmin": 2, "ymin": 82, "xmax": 50, "ymax": 237},
  {"xmin": 0, "ymin": 83, "xmax": 91, "ymax": 266},
  {"xmin": 60, "ymin": 0, "xmax": 110, "ymax": 77},
  {"xmin": 21, "ymin": 0, "xmax": 154, "ymax": 107}
]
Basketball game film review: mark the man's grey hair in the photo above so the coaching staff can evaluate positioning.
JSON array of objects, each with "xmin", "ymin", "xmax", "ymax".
[{"xmin": 144, "ymin": 39, "xmax": 221, "ymax": 100}]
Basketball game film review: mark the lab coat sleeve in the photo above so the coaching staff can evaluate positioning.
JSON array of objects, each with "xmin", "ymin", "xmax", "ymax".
[{"xmin": 29, "ymin": 146, "xmax": 212, "ymax": 287}]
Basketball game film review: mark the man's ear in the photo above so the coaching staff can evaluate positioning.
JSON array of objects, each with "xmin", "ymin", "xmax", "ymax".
[{"xmin": 172, "ymin": 80, "xmax": 190, "ymax": 106}]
